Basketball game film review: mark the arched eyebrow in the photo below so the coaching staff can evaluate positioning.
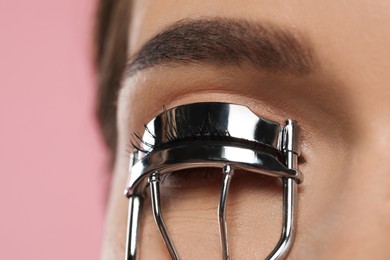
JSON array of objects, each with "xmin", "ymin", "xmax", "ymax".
[{"xmin": 125, "ymin": 18, "xmax": 316, "ymax": 77}]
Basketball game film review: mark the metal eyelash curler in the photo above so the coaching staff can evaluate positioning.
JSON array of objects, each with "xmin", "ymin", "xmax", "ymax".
[{"xmin": 124, "ymin": 102, "xmax": 303, "ymax": 260}]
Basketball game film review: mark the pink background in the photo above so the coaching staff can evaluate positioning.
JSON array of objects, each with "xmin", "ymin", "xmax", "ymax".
[{"xmin": 0, "ymin": 0, "xmax": 107, "ymax": 259}]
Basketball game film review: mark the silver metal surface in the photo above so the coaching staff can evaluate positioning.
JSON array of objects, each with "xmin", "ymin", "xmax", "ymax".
[
  {"xmin": 148, "ymin": 172, "xmax": 179, "ymax": 260},
  {"xmin": 218, "ymin": 165, "xmax": 235, "ymax": 260},
  {"xmin": 125, "ymin": 196, "xmax": 142, "ymax": 260},
  {"xmin": 138, "ymin": 102, "xmax": 282, "ymax": 154},
  {"xmin": 125, "ymin": 142, "xmax": 301, "ymax": 196},
  {"xmin": 266, "ymin": 120, "xmax": 299, "ymax": 260},
  {"xmin": 124, "ymin": 102, "xmax": 303, "ymax": 260},
  {"xmin": 266, "ymin": 178, "xmax": 297, "ymax": 260}
]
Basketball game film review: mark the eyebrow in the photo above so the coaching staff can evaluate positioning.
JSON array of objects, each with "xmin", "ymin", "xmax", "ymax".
[{"xmin": 126, "ymin": 18, "xmax": 316, "ymax": 77}]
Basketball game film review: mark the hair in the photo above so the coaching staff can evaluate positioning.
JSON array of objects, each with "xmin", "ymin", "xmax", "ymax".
[{"xmin": 94, "ymin": 0, "xmax": 131, "ymax": 165}]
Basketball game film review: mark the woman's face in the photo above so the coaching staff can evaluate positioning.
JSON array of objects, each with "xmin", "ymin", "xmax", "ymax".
[{"xmin": 102, "ymin": 1, "xmax": 390, "ymax": 259}]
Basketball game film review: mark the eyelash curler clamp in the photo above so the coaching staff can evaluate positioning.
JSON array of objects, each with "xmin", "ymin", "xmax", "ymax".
[{"xmin": 124, "ymin": 102, "xmax": 303, "ymax": 260}]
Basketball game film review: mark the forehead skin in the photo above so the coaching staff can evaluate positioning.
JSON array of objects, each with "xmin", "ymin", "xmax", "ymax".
[{"xmin": 102, "ymin": 1, "xmax": 390, "ymax": 259}]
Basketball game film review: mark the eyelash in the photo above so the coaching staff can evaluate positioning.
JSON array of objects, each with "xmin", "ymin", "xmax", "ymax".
[{"xmin": 130, "ymin": 120, "xmax": 232, "ymax": 154}]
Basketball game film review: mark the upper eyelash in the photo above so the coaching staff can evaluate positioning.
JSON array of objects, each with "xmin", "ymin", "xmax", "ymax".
[{"xmin": 129, "ymin": 118, "xmax": 232, "ymax": 153}]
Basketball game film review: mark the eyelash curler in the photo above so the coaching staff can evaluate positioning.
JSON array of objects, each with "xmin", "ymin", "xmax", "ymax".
[{"xmin": 124, "ymin": 102, "xmax": 303, "ymax": 260}]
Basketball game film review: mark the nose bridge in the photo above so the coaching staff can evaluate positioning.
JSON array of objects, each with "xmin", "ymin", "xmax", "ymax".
[
  {"xmin": 346, "ymin": 114, "xmax": 390, "ymax": 207},
  {"xmin": 351, "ymin": 115, "xmax": 390, "ymax": 179},
  {"xmin": 346, "ymin": 95, "xmax": 390, "ymax": 175},
  {"xmin": 327, "ymin": 117, "xmax": 390, "ymax": 258}
]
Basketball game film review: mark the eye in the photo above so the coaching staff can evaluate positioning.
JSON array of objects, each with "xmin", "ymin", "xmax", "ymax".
[{"xmin": 125, "ymin": 101, "xmax": 302, "ymax": 259}]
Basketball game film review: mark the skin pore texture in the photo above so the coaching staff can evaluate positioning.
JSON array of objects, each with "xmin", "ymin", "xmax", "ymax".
[{"xmin": 102, "ymin": 0, "xmax": 390, "ymax": 259}]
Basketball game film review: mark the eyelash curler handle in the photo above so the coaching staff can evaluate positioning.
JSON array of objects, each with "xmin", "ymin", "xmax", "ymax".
[
  {"xmin": 218, "ymin": 164, "xmax": 235, "ymax": 260},
  {"xmin": 266, "ymin": 120, "xmax": 299, "ymax": 260},
  {"xmin": 126, "ymin": 195, "xmax": 143, "ymax": 260},
  {"xmin": 148, "ymin": 172, "xmax": 179, "ymax": 259}
]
